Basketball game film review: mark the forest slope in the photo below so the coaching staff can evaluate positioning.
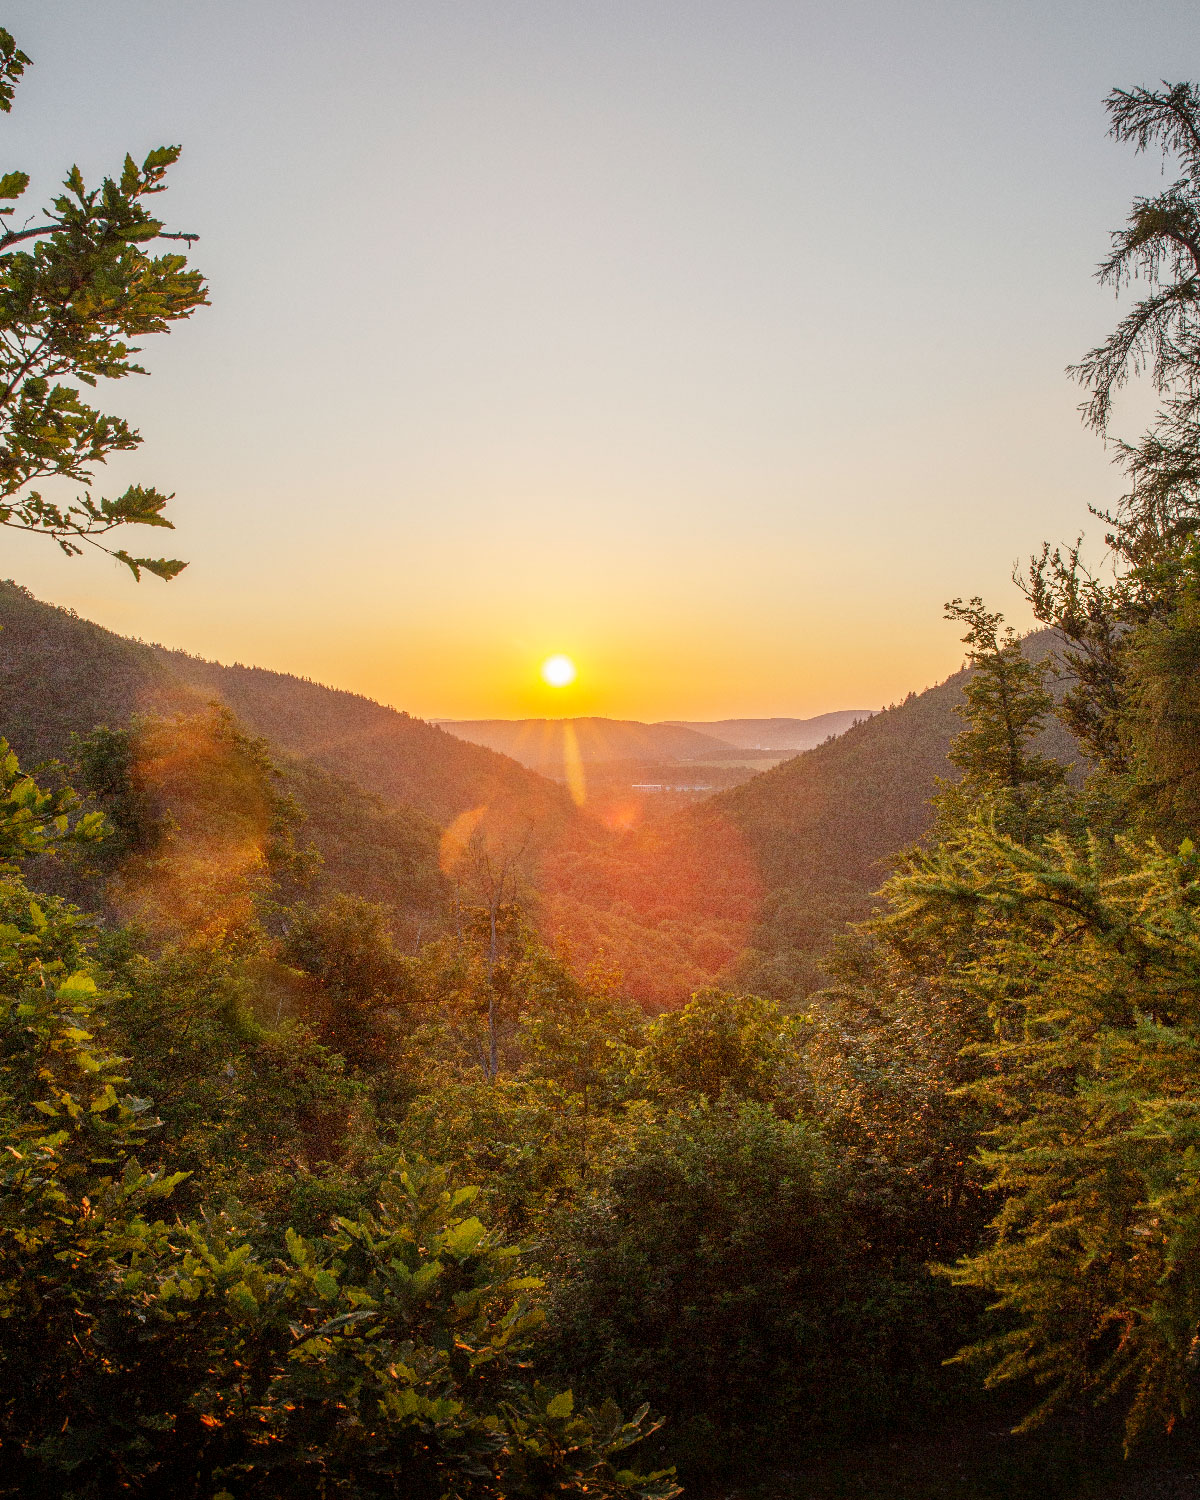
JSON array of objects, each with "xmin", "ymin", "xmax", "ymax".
[
  {"xmin": 0, "ymin": 582, "xmax": 573, "ymax": 939},
  {"xmin": 666, "ymin": 710, "xmax": 876, "ymax": 751},
  {"xmin": 0, "ymin": 582, "xmax": 570, "ymax": 831},
  {"xmin": 162, "ymin": 655, "xmax": 573, "ymax": 830},
  {"xmin": 702, "ymin": 626, "xmax": 1078, "ymax": 995},
  {"xmin": 543, "ymin": 630, "xmax": 1078, "ymax": 1004}
]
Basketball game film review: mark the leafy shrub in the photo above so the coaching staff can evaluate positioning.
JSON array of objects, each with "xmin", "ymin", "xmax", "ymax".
[
  {"xmin": 547, "ymin": 1101, "xmax": 967, "ymax": 1473},
  {"xmin": 0, "ymin": 753, "xmax": 676, "ymax": 1500}
]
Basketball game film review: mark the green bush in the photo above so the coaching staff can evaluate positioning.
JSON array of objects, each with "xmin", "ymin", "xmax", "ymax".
[
  {"xmin": 0, "ymin": 753, "xmax": 676, "ymax": 1500},
  {"xmin": 547, "ymin": 1101, "xmax": 967, "ymax": 1472}
]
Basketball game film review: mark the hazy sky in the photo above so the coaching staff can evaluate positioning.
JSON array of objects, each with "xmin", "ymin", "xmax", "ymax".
[{"xmin": 5, "ymin": 2, "xmax": 1197, "ymax": 719}]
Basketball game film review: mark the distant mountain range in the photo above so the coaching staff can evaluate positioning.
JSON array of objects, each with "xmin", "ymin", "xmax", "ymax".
[
  {"xmin": 666, "ymin": 711, "xmax": 876, "ymax": 753},
  {"xmin": 436, "ymin": 717, "xmax": 744, "ymax": 771},
  {"xmin": 437, "ymin": 710, "xmax": 876, "ymax": 772}
]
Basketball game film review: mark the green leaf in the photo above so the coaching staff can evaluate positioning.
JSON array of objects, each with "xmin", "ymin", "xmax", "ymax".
[
  {"xmin": 227, "ymin": 1283, "xmax": 259, "ymax": 1317},
  {"xmin": 113, "ymin": 551, "xmax": 188, "ymax": 583},
  {"xmin": 503, "ymin": 1275, "xmax": 544, "ymax": 1292},
  {"xmin": 57, "ymin": 971, "xmax": 97, "ymax": 998},
  {"xmin": 546, "ymin": 1390, "xmax": 574, "ymax": 1419},
  {"xmin": 142, "ymin": 144, "xmax": 182, "ymax": 175},
  {"xmin": 410, "ymin": 1260, "xmax": 442, "ymax": 1292},
  {"xmin": 442, "ymin": 1216, "xmax": 486, "ymax": 1257}
]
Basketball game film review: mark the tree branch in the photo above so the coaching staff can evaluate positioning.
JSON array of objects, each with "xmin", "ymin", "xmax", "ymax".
[{"xmin": 0, "ymin": 221, "xmax": 199, "ymax": 252}]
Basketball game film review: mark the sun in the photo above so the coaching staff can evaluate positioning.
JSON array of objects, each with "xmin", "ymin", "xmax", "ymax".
[{"xmin": 541, "ymin": 654, "xmax": 577, "ymax": 688}]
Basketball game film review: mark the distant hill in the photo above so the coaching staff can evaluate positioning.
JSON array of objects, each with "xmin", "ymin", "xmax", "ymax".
[
  {"xmin": 666, "ymin": 711, "xmax": 876, "ymax": 752},
  {"xmin": 437, "ymin": 717, "xmax": 741, "ymax": 771}
]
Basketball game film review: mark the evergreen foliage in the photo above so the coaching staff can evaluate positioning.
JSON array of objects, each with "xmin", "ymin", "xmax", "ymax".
[
  {"xmin": 896, "ymin": 76, "xmax": 1200, "ymax": 1452},
  {"xmin": 934, "ymin": 599, "xmax": 1068, "ymax": 843},
  {"xmin": 892, "ymin": 828, "xmax": 1200, "ymax": 1445}
]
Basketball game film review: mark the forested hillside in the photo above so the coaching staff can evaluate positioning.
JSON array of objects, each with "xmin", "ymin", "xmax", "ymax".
[
  {"xmin": 666, "ymin": 710, "xmax": 876, "ymax": 751},
  {"xmin": 161, "ymin": 651, "xmax": 572, "ymax": 830},
  {"xmin": 542, "ymin": 629, "xmax": 1079, "ymax": 1003},
  {"xmin": 712, "ymin": 627, "xmax": 1078, "ymax": 995},
  {"xmin": 0, "ymin": 582, "xmax": 568, "ymax": 942},
  {"xmin": 3, "ymin": 581, "xmax": 1081, "ymax": 1008},
  {"xmin": 1, "ymin": 583, "xmax": 206, "ymax": 756},
  {"xmin": 0, "ymin": 582, "xmax": 570, "ymax": 832}
]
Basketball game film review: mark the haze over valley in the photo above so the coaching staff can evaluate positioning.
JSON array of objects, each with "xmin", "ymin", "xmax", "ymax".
[{"xmin": 434, "ymin": 709, "xmax": 877, "ymax": 802}]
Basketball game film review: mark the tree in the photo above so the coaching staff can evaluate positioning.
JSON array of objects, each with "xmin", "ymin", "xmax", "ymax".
[
  {"xmin": 441, "ymin": 823, "xmax": 537, "ymax": 1082},
  {"xmin": 545, "ymin": 1098, "xmax": 967, "ymax": 1475},
  {"xmin": 638, "ymin": 988, "xmax": 796, "ymax": 1105},
  {"xmin": 932, "ymin": 598, "xmax": 1068, "ymax": 844},
  {"xmin": 905, "ymin": 82, "xmax": 1200, "ymax": 1446},
  {"xmin": 0, "ymin": 735, "xmax": 105, "ymax": 864},
  {"xmin": 70, "ymin": 709, "xmax": 315, "ymax": 943},
  {"xmin": 1027, "ymin": 83, "xmax": 1200, "ymax": 836},
  {"xmin": 0, "ymin": 28, "xmax": 207, "ymax": 580},
  {"xmin": 279, "ymin": 893, "xmax": 413, "ymax": 1066},
  {"xmin": 888, "ymin": 825, "xmax": 1200, "ymax": 1448},
  {"xmin": 1070, "ymin": 83, "xmax": 1200, "ymax": 458}
]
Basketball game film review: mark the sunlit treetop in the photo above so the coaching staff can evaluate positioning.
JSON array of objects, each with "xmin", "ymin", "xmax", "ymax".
[{"xmin": 0, "ymin": 27, "xmax": 207, "ymax": 581}]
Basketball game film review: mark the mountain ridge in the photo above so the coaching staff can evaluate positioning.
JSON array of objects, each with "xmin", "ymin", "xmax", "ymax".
[
  {"xmin": 665, "ymin": 711, "xmax": 877, "ymax": 752},
  {"xmin": 1, "ymin": 581, "xmax": 570, "ymax": 831},
  {"xmin": 435, "ymin": 716, "xmax": 745, "ymax": 770}
]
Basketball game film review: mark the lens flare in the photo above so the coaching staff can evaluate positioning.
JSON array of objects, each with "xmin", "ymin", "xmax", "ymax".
[{"xmin": 541, "ymin": 654, "xmax": 576, "ymax": 687}]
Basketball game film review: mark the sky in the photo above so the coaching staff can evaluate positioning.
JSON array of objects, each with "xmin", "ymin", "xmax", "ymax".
[{"xmin": 4, "ymin": 1, "xmax": 1197, "ymax": 720}]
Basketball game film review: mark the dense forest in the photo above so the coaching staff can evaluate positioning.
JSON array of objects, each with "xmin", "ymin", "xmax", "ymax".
[{"xmin": 6, "ymin": 21, "xmax": 1200, "ymax": 1498}]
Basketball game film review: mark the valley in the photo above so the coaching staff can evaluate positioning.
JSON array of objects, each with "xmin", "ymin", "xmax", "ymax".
[{"xmin": 4, "ymin": 579, "xmax": 1073, "ymax": 1007}]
